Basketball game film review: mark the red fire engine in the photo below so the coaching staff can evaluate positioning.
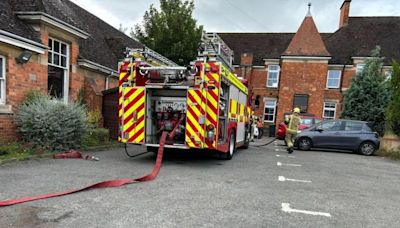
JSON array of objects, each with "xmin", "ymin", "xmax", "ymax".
[{"xmin": 118, "ymin": 33, "xmax": 251, "ymax": 159}]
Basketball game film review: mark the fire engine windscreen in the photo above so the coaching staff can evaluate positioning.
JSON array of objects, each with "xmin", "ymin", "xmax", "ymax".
[{"xmin": 145, "ymin": 89, "xmax": 187, "ymax": 145}]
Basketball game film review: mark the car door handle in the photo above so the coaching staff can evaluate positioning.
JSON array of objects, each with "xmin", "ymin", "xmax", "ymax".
[{"xmin": 334, "ymin": 132, "xmax": 340, "ymax": 135}]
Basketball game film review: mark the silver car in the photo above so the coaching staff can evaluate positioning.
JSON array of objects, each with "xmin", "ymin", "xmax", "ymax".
[{"xmin": 294, "ymin": 120, "xmax": 380, "ymax": 155}]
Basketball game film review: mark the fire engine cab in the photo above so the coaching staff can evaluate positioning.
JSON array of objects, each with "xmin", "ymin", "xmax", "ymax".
[{"xmin": 118, "ymin": 33, "xmax": 251, "ymax": 159}]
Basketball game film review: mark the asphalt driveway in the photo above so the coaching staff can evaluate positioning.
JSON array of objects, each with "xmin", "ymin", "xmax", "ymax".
[{"xmin": 0, "ymin": 141, "xmax": 400, "ymax": 227}]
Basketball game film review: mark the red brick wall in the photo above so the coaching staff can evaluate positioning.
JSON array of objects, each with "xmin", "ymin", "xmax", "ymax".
[
  {"xmin": 276, "ymin": 60, "xmax": 329, "ymax": 125},
  {"xmin": 0, "ymin": 52, "xmax": 47, "ymax": 142}
]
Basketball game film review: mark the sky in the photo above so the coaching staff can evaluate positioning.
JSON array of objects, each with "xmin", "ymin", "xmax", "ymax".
[{"xmin": 69, "ymin": 0, "xmax": 400, "ymax": 33}]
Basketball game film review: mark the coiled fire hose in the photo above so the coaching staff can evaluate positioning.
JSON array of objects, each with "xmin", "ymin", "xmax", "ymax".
[{"xmin": 0, "ymin": 131, "xmax": 168, "ymax": 207}]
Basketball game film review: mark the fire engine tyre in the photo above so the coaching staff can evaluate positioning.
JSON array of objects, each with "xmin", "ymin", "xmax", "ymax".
[
  {"xmin": 222, "ymin": 132, "xmax": 236, "ymax": 160},
  {"xmin": 242, "ymin": 128, "xmax": 250, "ymax": 149},
  {"xmin": 147, "ymin": 146, "xmax": 159, "ymax": 154}
]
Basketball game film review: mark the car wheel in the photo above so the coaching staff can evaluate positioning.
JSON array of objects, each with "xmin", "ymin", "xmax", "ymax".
[
  {"xmin": 222, "ymin": 132, "xmax": 235, "ymax": 160},
  {"xmin": 359, "ymin": 141, "xmax": 376, "ymax": 156},
  {"xmin": 298, "ymin": 137, "xmax": 312, "ymax": 151}
]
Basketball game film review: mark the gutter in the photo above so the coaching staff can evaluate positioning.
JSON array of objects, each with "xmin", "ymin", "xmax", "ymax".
[
  {"xmin": 0, "ymin": 29, "xmax": 48, "ymax": 54},
  {"xmin": 77, "ymin": 59, "xmax": 118, "ymax": 77}
]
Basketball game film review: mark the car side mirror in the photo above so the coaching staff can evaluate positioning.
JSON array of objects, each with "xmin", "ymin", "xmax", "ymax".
[{"xmin": 316, "ymin": 127, "xmax": 324, "ymax": 132}]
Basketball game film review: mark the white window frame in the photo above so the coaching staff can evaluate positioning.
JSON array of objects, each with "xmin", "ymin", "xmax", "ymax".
[
  {"xmin": 326, "ymin": 70, "xmax": 341, "ymax": 89},
  {"xmin": 263, "ymin": 98, "xmax": 277, "ymax": 123},
  {"xmin": 48, "ymin": 37, "xmax": 69, "ymax": 103},
  {"xmin": 323, "ymin": 102, "xmax": 337, "ymax": 120},
  {"xmin": 356, "ymin": 64, "xmax": 365, "ymax": 74},
  {"xmin": 0, "ymin": 55, "xmax": 5, "ymax": 105},
  {"xmin": 266, "ymin": 65, "xmax": 280, "ymax": 88}
]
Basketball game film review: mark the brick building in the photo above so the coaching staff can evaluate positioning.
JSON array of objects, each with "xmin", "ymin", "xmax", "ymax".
[
  {"xmin": 0, "ymin": 0, "xmax": 145, "ymax": 141},
  {"xmin": 220, "ymin": 0, "xmax": 398, "ymax": 133}
]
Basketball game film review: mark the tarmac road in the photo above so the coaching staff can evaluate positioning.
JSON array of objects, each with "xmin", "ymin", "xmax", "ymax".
[{"xmin": 1, "ymin": 140, "xmax": 400, "ymax": 227}]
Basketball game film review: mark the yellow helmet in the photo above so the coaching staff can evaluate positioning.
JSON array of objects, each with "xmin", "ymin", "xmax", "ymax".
[{"xmin": 293, "ymin": 107, "xmax": 300, "ymax": 114}]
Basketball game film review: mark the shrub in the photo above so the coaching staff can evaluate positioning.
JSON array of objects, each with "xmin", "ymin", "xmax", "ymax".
[
  {"xmin": 88, "ymin": 109, "xmax": 102, "ymax": 128},
  {"xmin": 82, "ymin": 128, "xmax": 110, "ymax": 148},
  {"xmin": 385, "ymin": 60, "xmax": 400, "ymax": 136},
  {"xmin": 23, "ymin": 89, "xmax": 50, "ymax": 104},
  {"xmin": 15, "ymin": 97, "xmax": 87, "ymax": 151}
]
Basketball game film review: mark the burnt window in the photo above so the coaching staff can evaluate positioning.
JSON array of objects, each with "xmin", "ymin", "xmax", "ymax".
[{"xmin": 293, "ymin": 94, "xmax": 308, "ymax": 113}]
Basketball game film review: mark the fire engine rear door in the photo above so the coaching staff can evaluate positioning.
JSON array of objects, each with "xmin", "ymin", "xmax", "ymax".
[
  {"xmin": 120, "ymin": 87, "xmax": 146, "ymax": 144},
  {"xmin": 185, "ymin": 89, "xmax": 206, "ymax": 148}
]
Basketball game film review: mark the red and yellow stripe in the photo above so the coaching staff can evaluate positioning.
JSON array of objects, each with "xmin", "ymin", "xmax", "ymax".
[
  {"xmin": 204, "ymin": 62, "xmax": 220, "ymax": 148},
  {"xmin": 185, "ymin": 89, "xmax": 206, "ymax": 148},
  {"xmin": 119, "ymin": 87, "xmax": 145, "ymax": 144}
]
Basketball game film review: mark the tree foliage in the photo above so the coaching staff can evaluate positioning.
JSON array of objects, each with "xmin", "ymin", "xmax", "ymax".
[
  {"xmin": 134, "ymin": 0, "xmax": 203, "ymax": 65},
  {"xmin": 385, "ymin": 60, "xmax": 400, "ymax": 136},
  {"xmin": 341, "ymin": 46, "xmax": 390, "ymax": 135}
]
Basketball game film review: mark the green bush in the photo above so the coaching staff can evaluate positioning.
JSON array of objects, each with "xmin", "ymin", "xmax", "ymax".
[
  {"xmin": 23, "ymin": 89, "xmax": 50, "ymax": 104},
  {"xmin": 15, "ymin": 97, "xmax": 87, "ymax": 151},
  {"xmin": 385, "ymin": 60, "xmax": 400, "ymax": 136},
  {"xmin": 82, "ymin": 128, "xmax": 110, "ymax": 148},
  {"xmin": 88, "ymin": 109, "xmax": 102, "ymax": 128}
]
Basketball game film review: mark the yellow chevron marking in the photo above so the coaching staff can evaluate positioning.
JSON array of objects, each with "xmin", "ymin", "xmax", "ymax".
[
  {"xmin": 187, "ymin": 113, "xmax": 204, "ymax": 135},
  {"xmin": 186, "ymin": 124, "xmax": 201, "ymax": 145}
]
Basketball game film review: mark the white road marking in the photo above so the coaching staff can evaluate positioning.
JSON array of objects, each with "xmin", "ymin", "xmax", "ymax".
[
  {"xmin": 281, "ymin": 203, "xmax": 331, "ymax": 217},
  {"xmin": 275, "ymin": 154, "xmax": 295, "ymax": 158},
  {"xmin": 275, "ymin": 149, "xmax": 280, "ymax": 151},
  {"xmin": 277, "ymin": 162, "xmax": 301, "ymax": 167},
  {"xmin": 278, "ymin": 176, "xmax": 311, "ymax": 183}
]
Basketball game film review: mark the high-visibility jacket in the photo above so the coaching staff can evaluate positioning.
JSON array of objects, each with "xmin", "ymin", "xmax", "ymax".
[{"xmin": 286, "ymin": 114, "xmax": 301, "ymax": 135}]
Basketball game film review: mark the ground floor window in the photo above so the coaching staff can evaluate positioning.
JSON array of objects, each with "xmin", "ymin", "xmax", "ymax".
[
  {"xmin": 293, "ymin": 94, "xmax": 308, "ymax": 113},
  {"xmin": 0, "ymin": 55, "xmax": 5, "ymax": 104},
  {"xmin": 48, "ymin": 66, "xmax": 65, "ymax": 99},
  {"xmin": 323, "ymin": 102, "xmax": 337, "ymax": 119},
  {"xmin": 263, "ymin": 98, "xmax": 277, "ymax": 123}
]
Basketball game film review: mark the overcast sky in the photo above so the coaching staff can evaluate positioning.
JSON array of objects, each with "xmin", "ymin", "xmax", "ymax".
[{"xmin": 70, "ymin": 0, "xmax": 400, "ymax": 33}]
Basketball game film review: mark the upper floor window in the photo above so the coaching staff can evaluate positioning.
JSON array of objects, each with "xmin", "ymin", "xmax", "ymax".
[
  {"xmin": 326, "ymin": 70, "xmax": 341, "ymax": 89},
  {"xmin": 264, "ymin": 98, "xmax": 277, "ymax": 123},
  {"xmin": 323, "ymin": 102, "xmax": 337, "ymax": 120},
  {"xmin": 48, "ymin": 38, "xmax": 69, "ymax": 102},
  {"xmin": 356, "ymin": 64, "xmax": 365, "ymax": 74},
  {"xmin": 0, "ymin": 55, "xmax": 5, "ymax": 104},
  {"xmin": 267, "ymin": 65, "xmax": 280, "ymax": 88}
]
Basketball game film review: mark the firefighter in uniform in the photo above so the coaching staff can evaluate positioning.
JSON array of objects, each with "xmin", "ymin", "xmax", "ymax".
[{"xmin": 285, "ymin": 107, "xmax": 302, "ymax": 154}]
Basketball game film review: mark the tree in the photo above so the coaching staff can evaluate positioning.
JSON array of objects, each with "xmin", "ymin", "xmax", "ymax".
[
  {"xmin": 341, "ymin": 46, "xmax": 390, "ymax": 135},
  {"xmin": 134, "ymin": 0, "xmax": 203, "ymax": 65},
  {"xmin": 385, "ymin": 60, "xmax": 400, "ymax": 136}
]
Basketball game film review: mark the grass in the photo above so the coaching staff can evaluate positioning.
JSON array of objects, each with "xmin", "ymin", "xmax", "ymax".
[
  {"xmin": 0, "ymin": 142, "xmax": 51, "ymax": 163},
  {"xmin": 378, "ymin": 148, "xmax": 400, "ymax": 160}
]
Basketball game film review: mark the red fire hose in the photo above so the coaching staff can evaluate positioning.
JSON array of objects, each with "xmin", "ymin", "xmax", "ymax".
[{"xmin": 0, "ymin": 131, "xmax": 168, "ymax": 207}]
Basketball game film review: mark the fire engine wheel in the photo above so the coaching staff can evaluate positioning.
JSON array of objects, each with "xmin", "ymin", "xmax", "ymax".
[
  {"xmin": 147, "ymin": 146, "xmax": 159, "ymax": 154},
  {"xmin": 222, "ymin": 132, "xmax": 236, "ymax": 160}
]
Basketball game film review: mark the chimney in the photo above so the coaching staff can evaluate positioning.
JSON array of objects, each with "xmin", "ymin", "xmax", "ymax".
[
  {"xmin": 339, "ymin": 0, "xmax": 351, "ymax": 28},
  {"xmin": 240, "ymin": 53, "xmax": 253, "ymax": 66}
]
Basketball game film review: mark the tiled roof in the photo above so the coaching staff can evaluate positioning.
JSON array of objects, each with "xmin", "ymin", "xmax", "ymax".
[
  {"xmin": 324, "ymin": 17, "xmax": 400, "ymax": 65},
  {"xmin": 7, "ymin": 0, "xmax": 144, "ymax": 69},
  {"xmin": 218, "ymin": 33, "xmax": 295, "ymax": 65},
  {"xmin": 283, "ymin": 15, "xmax": 330, "ymax": 57},
  {"xmin": 0, "ymin": 0, "xmax": 40, "ymax": 42}
]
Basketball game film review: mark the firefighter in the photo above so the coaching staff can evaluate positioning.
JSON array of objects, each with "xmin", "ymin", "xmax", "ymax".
[{"xmin": 285, "ymin": 107, "xmax": 302, "ymax": 154}]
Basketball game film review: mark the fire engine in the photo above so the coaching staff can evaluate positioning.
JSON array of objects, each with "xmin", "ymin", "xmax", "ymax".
[{"xmin": 118, "ymin": 33, "xmax": 251, "ymax": 159}]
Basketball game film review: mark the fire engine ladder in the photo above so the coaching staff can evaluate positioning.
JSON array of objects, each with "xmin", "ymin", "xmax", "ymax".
[
  {"xmin": 199, "ymin": 32, "xmax": 234, "ymax": 71},
  {"xmin": 126, "ymin": 46, "xmax": 179, "ymax": 67}
]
